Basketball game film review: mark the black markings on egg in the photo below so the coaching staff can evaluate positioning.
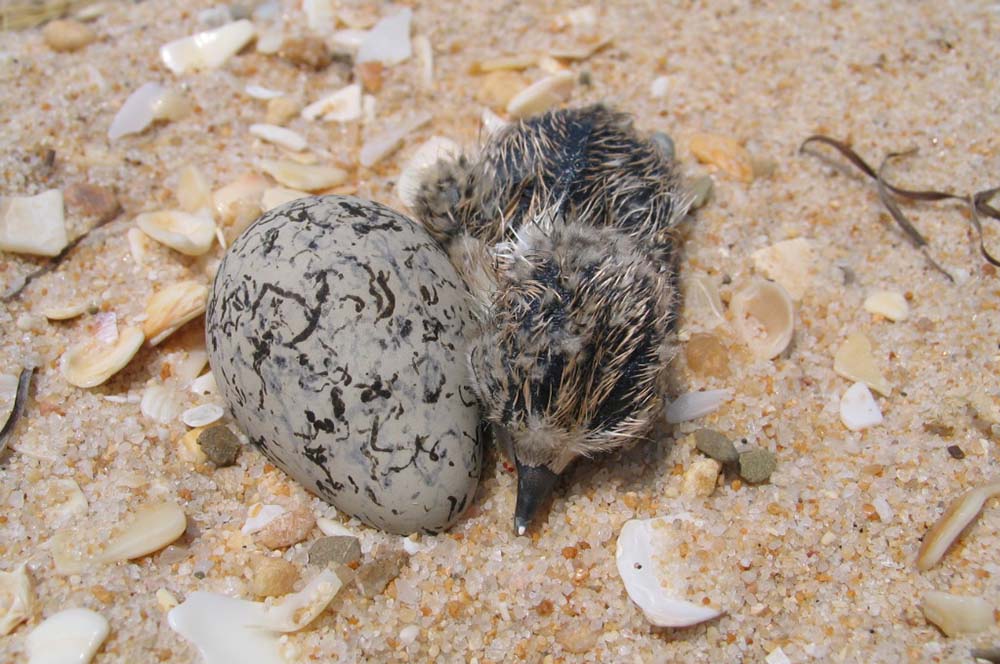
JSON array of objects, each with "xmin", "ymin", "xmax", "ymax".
[{"xmin": 206, "ymin": 196, "xmax": 482, "ymax": 535}]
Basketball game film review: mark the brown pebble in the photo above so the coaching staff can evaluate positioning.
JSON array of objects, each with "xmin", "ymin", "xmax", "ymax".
[
  {"xmin": 355, "ymin": 550, "xmax": 409, "ymax": 598},
  {"xmin": 923, "ymin": 421, "xmax": 955, "ymax": 438},
  {"xmin": 255, "ymin": 506, "xmax": 315, "ymax": 549},
  {"xmin": 737, "ymin": 448, "xmax": 777, "ymax": 484},
  {"xmin": 265, "ymin": 97, "xmax": 301, "ymax": 126},
  {"xmin": 43, "ymin": 19, "xmax": 97, "ymax": 52},
  {"xmin": 947, "ymin": 445, "xmax": 965, "ymax": 460},
  {"xmin": 694, "ymin": 428, "xmax": 739, "ymax": 464},
  {"xmin": 64, "ymin": 183, "xmax": 121, "ymax": 223},
  {"xmin": 308, "ymin": 535, "xmax": 362, "ymax": 567},
  {"xmin": 197, "ymin": 425, "xmax": 240, "ymax": 467},
  {"xmin": 685, "ymin": 333, "xmax": 730, "ymax": 378},
  {"xmin": 357, "ymin": 61, "xmax": 384, "ymax": 93},
  {"xmin": 250, "ymin": 554, "xmax": 299, "ymax": 597},
  {"xmin": 278, "ymin": 36, "xmax": 332, "ymax": 69}
]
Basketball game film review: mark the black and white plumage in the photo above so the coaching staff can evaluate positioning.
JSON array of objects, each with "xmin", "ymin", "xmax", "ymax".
[{"xmin": 413, "ymin": 105, "xmax": 691, "ymax": 534}]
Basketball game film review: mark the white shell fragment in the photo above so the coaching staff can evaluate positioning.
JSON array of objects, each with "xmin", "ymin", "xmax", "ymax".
[
  {"xmin": 177, "ymin": 164, "xmax": 213, "ymax": 214},
  {"xmin": 922, "ymin": 592, "xmax": 994, "ymax": 637},
  {"xmin": 108, "ymin": 82, "xmax": 164, "ymax": 140},
  {"xmin": 616, "ymin": 517, "xmax": 724, "ymax": 627},
  {"xmin": 60, "ymin": 326, "xmax": 145, "ymax": 388},
  {"xmin": 136, "ymin": 210, "xmax": 217, "ymax": 256},
  {"xmin": 356, "ymin": 8, "xmax": 412, "ymax": 65},
  {"xmin": 917, "ymin": 478, "xmax": 1000, "ymax": 571},
  {"xmin": 684, "ymin": 276, "xmax": 726, "ymax": 329},
  {"xmin": 839, "ymin": 382, "xmax": 883, "ymax": 431},
  {"xmin": 665, "ymin": 389, "xmax": 732, "ymax": 424},
  {"xmin": 730, "ymin": 280, "xmax": 795, "ymax": 359},
  {"xmin": 27, "ymin": 608, "xmax": 109, "ymax": 664},
  {"xmin": 189, "ymin": 372, "xmax": 217, "ymax": 396},
  {"xmin": 302, "ymin": 83, "xmax": 363, "ymax": 122},
  {"xmin": 245, "ymin": 84, "xmax": 284, "ymax": 100},
  {"xmin": 359, "ymin": 113, "xmax": 432, "ymax": 168},
  {"xmin": 213, "ymin": 173, "xmax": 269, "ymax": 224},
  {"xmin": 143, "ymin": 281, "xmax": 208, "ymax": 346},
  {"xmin": 863, "ymin": 290, "xmax": 909, "ymax": 321},
  {"xmin": 140, "ymin": 384, "xmax": 183, "ymax": 424},
  {"xmin": 47, "ymin": 478, "xmax": 89, "ymax": 522},
  {"xmin": 259, "ymin": 160, "xmax": 347, "ymax": 192},
  {"xmin": 249, "ymin": 124, "xmax": 307, "ymax": 152},
  {"xmin": 414, "ymin": 34, "xmax": 433, "ymax": 87},
  {"xmin": 0, "ymin": 189, "xmax": 67, "ymax": 257},
  {"xmin": 261, "ymin": 187, "xmax": 309, "ymax": 211},
  {"xmin": 168, "ymin": 570, "xmax": 342, "ymax": 664},
  {"xmin": 0, "ymin": 563, "xmax": 33, "ymax": 636},
  {"xmin": 506, "ymin": 71, "xmax": 575, "ymax": 119},
  {"xmin": 303, "ymin": 0, "xmax": 335, "ymax": 34},
  {"xmin": 750, "ymin": 238, "xmax": 817, "ymax": 300},
  {"xmin": 242, "ymin": 504, "xmax": 286, "ymax": 535},
  {"xmin": 395, "ymin": 136, "xmax": 460, "ymax": 208},
  {"xmin": 650, "ymin": 75, "xmax": 670, "ymax": 98},
  {"xmin": 834, "ymin": 332, "xmax": 891, "ymax": 396},
  {"xmin": 182, "ymin": 403, "xmax": 224, "ymax": 427},
  {"xmin": 160, "ymin": 20, "xmax": 256, "ymax": 74},
  {"xmin": 43, "ymin": 302, "xmax": 89, "ymax": 321},
  {"xmin": 101, "ymin": 500, "xmax": 187, "ymax": 564},
  {"xmin": 316, "ymin": 517, "xmax": 354, "ymax": 538}
]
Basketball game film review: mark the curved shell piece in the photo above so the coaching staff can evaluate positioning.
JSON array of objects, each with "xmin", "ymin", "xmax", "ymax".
[
  {"xmin": 142, "ymin": 280, "xmax": 208, "ymax": 346},
  {"xmin": 136, "ymin": 210, "xmax": 216, "ymax": 256},
  {"xmin": 730, "ymin": 279, "xmax": 794, "ymax": 359},
  {"xmin": 27, "ymin": 608, "xmax": 109, "ymax": 664},
  {"xmin": 0, "ymin": 562, "xmax": 33, "ymax": 636},
  {"xmin": 60, "ymin": 326, "xmax": 145, "ymax": 388},
  {"xmin": 916, "ymin": 478, "xmax": 1000, "ymax": 571}
]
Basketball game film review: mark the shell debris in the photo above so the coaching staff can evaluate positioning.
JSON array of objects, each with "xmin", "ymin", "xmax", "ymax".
[
  {"xmin": 213, "ymin": 173, "xmax": 269, "ymax": 227},
  {"xmin": 43, "ymin": 302, "xmax": 89, "ymax": 321},
  {"xmin": 259, "ymin": 160, "xmax": 347, "ymax": 192},
  {"xmin": 863, "ymin": 290, "xmax": 909, "ymax": 321},
  {"xmin": 245, "ymin": 84, "xmax": 285, "ymax": 100},
  {"xmin": 177, "ymin": 165, "xmax": 213, "ymax": 214},
  {"xmin": 0, "ymin": 189, "xmax": 67, "ymax": 257},
  {"xmin": 241, "ymin": 503, "xmax": 287, "ymax": 535},
  {"xmin": 506, "ymin": 71, "xmax": 575, "ymax": 119},
  {"xmin": 250, "ymin": 124, "xmax": 308, "ymax": 152},
  {"xmin": 834, "ymin": 332, "xmax": 891, "ymax": 396},
  {"xmin": 0, "ymin": 563, "xmax": 33, "ymax": 636},
  {"xmin": 916, "ymin": 478, "xmax": 1000, "ymax": 571},
  {"xmin": 839, "ymin": 382, "xmax": 883, "ymax": 431},
  {"xmin": 689, "ymin": 132, "xmax": 754, "ymax": 183},
  {"xmin": 750, "ymin": 238, "xmax": 817, "ymax": 300},
  {"xmin": 665, "ymin": 389, "xmax": 732, "ymax": 424},
  {"xmin": 359, "ymin": 113, "xmax": 432, "ymax": 168},
  {"xmin": 26, "ymin": 608, "xmax": 109, "ymax": 664},
  {"xmin": 356, "ymin": 8, "xmax": 412, "ymax": 66},
  {"xmin": 181, "ymin": 404, "xmax": 225, "ymax": 428},
  {"xmin": 136, "ymin": 210, "xmax": 217, "ymax": 256},
  {"xmin": 140, "ymin": 384, "xmax": 183, "ymax": 424},
  {"xmin": 159, "ymin": 20, "xmax": 256, "ymax": 74},
  {"xmin": 108, "ymin": 83, "xmax": 190, "ymax": 140},
  {"xmin": 921, "ymin": 591, "xmax": 994, "ymax": 637},
  {"xmin": 60, "ymin": 326, "xmax": 145, "ymax": 388},
  {"xmin": 142, "ymin": 280, "xmax": 208, "ymax": 346},
  {"xmin": 730, "ymin": 279, "xmax": 795, "ymax": 359}
]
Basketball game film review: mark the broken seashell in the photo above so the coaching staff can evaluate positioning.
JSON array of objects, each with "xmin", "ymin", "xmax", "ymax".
[
  {"xmin": 108, "ymin": 84, "xmax": 190, "ymax": 140},
  {"xmin": 160, "ymin": 20, "xmax": 256, "ymax": 74},
  {"xmin": 839, "ymin": 382, "xmax": 883, "ymax": 431},
  {"xmin": 245, "ymin": 84, "xmax": 284, "ymax": 100},
  {"xmin": 650, "ymin": 75, "xmax": 670, "ymax": 98},
  {"xmin": 93, "ymin": 311, "xmax": 119, "ymax": 345},
  {"xmin": 142, "ymin": 281, "xmax": 208, "ymax": 346},
  {"xmin": 173, "ymin": 349, "xmax": 209, "ymax": 385},
  {"xmin": 213, "ymin": 173, "xmax": 269, "ymax": 227},
  {"xmin": 833, "ymin": 332, "xmax": 891, "ymax": 396},
  {"xmin": 43, "ymin": 302, "xmax": 89, "ymax": 321},
  {"xmin": 0, "ymin": 563, "xmax": 33, "ymax": 636},
  {"xmin": 665, "ymin": 389, "xmax": 732, "ymax": 424},
  {"xmin": 189, "ymin": 372, "xmax": 217, "ymax": 396},
  {"xmin": 471, "ymin": 54, "xmax": 538, "ymax": 74},
  {"xmin": 182, "ymin": 404, "xmax": 224, "ymax": 428},
  {"xmin": 177, "ymin": 165, "xmax": 213, "ymax": 214},
  {"xmin": 359, "ymin": 113, "xmax": 432, "ymax": 168},
  {"xmin": 750, "ymin": 238, "xmax": 817, "ymax": 301},
  {"xmin": 303, "ymin": 0, "xmax": 335, "ymax": 34},
  {"xmin": 316, "ymin": 516, "xmax": 354, "ymax": 538},
  {"xmin": 151, "ymin": 88, "xmax": 192, "ymax": 122},
  {"xmin": 414, "ymin": 34, "xmax": 433, "ymax": 87},
  {"xmin": 140, "ymin": 384, "xmax": 183, "ymax": 424},
  {"xmin": 616, "ymin": 517, "xmax": 724, "ymax": 627},
  {"xmin": 506, "ymin": 71, "xmax": 575, "ymax": 119},
  {"xmin": 356, "ymin": 8, "xmax": 412, "ymax": 66},
  {"xmin": 47, "ymin": 478, "xmax": 88, "ymax": 522},
  {"xmin": 242, "ymin": 504, "xmax": 286, "ymax": 535},
  {"xmin": 730, "ymin": 280, "xmax": 795, "ymax": 359},
  {"xmin": 302, "ymin": 83, "xmax": 363, "ymax": 122},
  {"xmin": 26, "ymin": 608, "xmax": 108, "ymax": 664},
  {"xmin": 689, "ymin": 132, "xmax": 754, "ymax": 183},
  {"xmin": 60, "ymin": 326, "xmax": 144, "ymax": 388},
  {"xmin": 0, "ymin": 189, "xmax": 67, "ymax": 257},
  {"xmin": 127, "ymin": 227, "xmax": 150, "ymax": 265},
  {"xmin": 916, "ymin": 478, "xmax": 1000, "ymax": 571},
  {"xmin": 259, "ymin": 160, "xmax": 347, "ymax": 192},
  {"xmin": 261, "ymin": 187, "xmax": 309, "ymax": 211},
  {"xmin": 178, "ymin": 427, "xmax": 208, "ymax": 463},
  {"xmin": 921, "ymin": 591, "xmax": 994, "ymax": 637},
  {"xmin": 863, "ymin": 290, "xmax": 909, "ymax": 321},
  {"xmin": 136, "ymin": 210, "xmax": 216, "ymax": 256},
  {"xmin": 101, "ymin": 500, "xmax": 187, "ymax": 564},
  {"xmin": 548, "ymin": 36, "xmax": 612, "ymax": 61},
  {"xmin": 156, "ymin": 588, "xmax": 180, "ymax": 612},
  {"xmin": 328, "ymin": 29, "xmax": 368, "ymax": 56},
  {"xmin": 249, "ymin": 124, "xmax": 307, "ymax": 152},
  {"xmin": 395, "ymin": 136, "xmax": 460, "ymax": 208},
  {"xmin": 684, "ymin": 276, "xmax": 726, "ymax": 328},
  {"xmin": 255, "ymin": 28, "xmax": 282, "ymax": 54}
]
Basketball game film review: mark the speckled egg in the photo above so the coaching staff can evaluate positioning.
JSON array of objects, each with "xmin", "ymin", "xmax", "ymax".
[{"xmin": 206, "ymin": 196, "xmax": 482, "ymax": 535}]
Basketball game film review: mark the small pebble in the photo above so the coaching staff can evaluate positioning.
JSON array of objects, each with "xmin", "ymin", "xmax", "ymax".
[
  {"xmin": 694, "ymin": 428, "xmax": 738, "ymax": 465},
  {"xmin": 555, "ymin": 623, "xmax": 599, "ymax": 654},
  {"xmin": 651, "ymin": 131, "xmax": 675, "ymax": 161},
  {"xmin": 688, "ymin": 175, "xmax": 714, "ymax": 209},
  {"xmin": 308, "ymin": 535, "xmax": 362, "ymax": 567},
  {"xmin": 197, "ymin": 425, "xmax": 240, "ymax": 466},
  {"xmin": 839, "ymin": 382, "xmax": 883, "ymax": 431},
  {"xmin": 355, "ymin": 550, "xmax": 408, "ymax": 598},
  {"xmin": 255, "ymin": 506, "xmax": 315, "ymax": 550},
  {"xmin": 278, "ymin": 36, "xmax": 332, "ymax": 69},
  {"xmin": 43, "ymin": 19, "xmax": 97, "ymax": 52},
  {"xmin": 63, "ymin": 183, "xmax": 120, "ymax": 222},
  {"xmin": 681, "ymin": 457, "xmax": 722, "ymax": 497},
  {"xmin": 947, "ymin": 445, "xmax": 965, "ymax": 460},
  {"xmin": 737, "ymin": 448, "xmax": 776, "ymax": 484},
  {"xmin": 250, "ymin": 554, "xmax": 299, "ymax": 597}
]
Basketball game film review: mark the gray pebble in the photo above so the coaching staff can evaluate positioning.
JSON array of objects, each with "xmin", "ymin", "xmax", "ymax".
[
  {"xmin": 651, "ymin": 132, "xmax": 675, "ymax": 161},
  {"xmin": 689, "ymin": 175, "xmax": 714, "ymax": 209},
  {"xmin": 308, "ymin": 535, "xmax": 362, "ymax": 567},
  {"xmin": 355, "ymin": 550, "xmax": 409, "ymax": 597},
  {"xmin": 738, "ymin": 448, "xmax": 777, "ymax": 484},
  {"xmin": 694, "ymin": 428, "xmax": 738, "ymax": 465},
  {"xmin": 197, "ymin": 426, "xmax": 241, "ymax": 467}
]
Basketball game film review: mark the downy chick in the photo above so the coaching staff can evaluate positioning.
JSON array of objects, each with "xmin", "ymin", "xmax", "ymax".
[{"xmin": 413, "ymin": 105, "xmax": 690, "ymax": 534}]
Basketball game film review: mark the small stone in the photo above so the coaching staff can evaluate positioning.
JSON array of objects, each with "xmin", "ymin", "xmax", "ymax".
[
  {"xmin": 681, "ymin": 457, "xmax": 722, "ymax": 497},
  {"xmin": 651, "ymin": 132, "xmax": 675, "ymax": 161},
  {"xmin": 255, "ymin": 506, "xmax": 315, "ymax": 550},
  {"xmin": 308, "ymin": 536, "xmax": 361, "ymax": 567},
  {"xmin": 357, "ymin": 61, "xmax": 384, "ymax": 93},
  {"xmin": 278, "ymin": 36, "xmax": 332, "ymax": 69},
  {"xmin": 688, "ymin": 175, "xmax": 714, "ymax": 209},
  {"xmin": 43, "ymin": 19, "xmax": 97, "ymax": 52},
  {"xmin": 355, "ymin": 550, "xmax": 408, "ymax": 598},
  {"xmin": 693, "ymin": 428, "xmax": 738, "ymax": 464},
  {"xmin": 685, "ymin": 333, "xmax": 730, "ymax": 378},
  {"xmin": 265, "ymin": 97, "xmax": 302, "ymax": 126},
  {"xmin": 737, "ymin": 448, "xmax": 776, "ymax": 484},
  {"xmin": 839, "ymin": 382, "xmax": 883, "ymax": 431},
  {"xmin": 947, "ymin": 445, "xmax": 965, "ymax": 460},
  {"xmin": 250, "ymin": 554, "xmax": 299, "ymax": 597},
  {"xmin": 197, "ymin": 425, "xmax": 240, "ymax": 467},
  {"xmin": 63, "ymin": 183, "xmax": 120, "ymax": 222},
  {"xmin": 923, "ymin": 421, "xmax": 955, "ymax": 438}
]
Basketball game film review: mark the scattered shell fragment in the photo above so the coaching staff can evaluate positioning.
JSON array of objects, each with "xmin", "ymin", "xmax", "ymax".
[
  {"xmin": 834, "ymin": 332, "xmax": 891, "ymax": 396},
  {"xmin": 143, "ymin": 281, "xmax": 208, "ymax": 346},
  {"xmin": 665, "ymin": 389, "xmax": 732, "ymax": 424},
  {"xmin": 177, "ymin": 426, "xmax": 208, "ymax": 463},
  {"xmin": 684, "ymin": 276, "xmax": 726, "ymax": 328},
  {"xmin": 414, "ymin": 34, "xmax": 433, "ymax": 87},
  {"xmin": 303, "ymin": 0, "xmax": 335, "ymax": 34},
  {"xmin": 765, "ymin": 647, "xmax": 792, "ymax": 664},
  {"xmin": 43, "ymin": 19, "xmax": 97, "ymax": 52},
  {"xmin": 43, "ymin": 302, "xmax": 89, "ymax": 321},
  {"xmin": 921, "ymin": 592, "xmax": 994, "ymax": 637},
  {"xmin": 302, "ymin": 84, "xmax": 363, "ymax": 122},
  {"xmin": 60, "ymin": 326, "xmax": 144, "ymax": 388},
  {"xmin": 108, "ymin": 83, "xmax": 189, "ymax": 139},
  {"xmin": 688, "ymin": 175, "xmax": 714, "ymax": 209},
  {"xmin": 250, "ymin": 124, "xmax": 308, "ymax": 152},
  {"xmin": 360, "ymin": 113, "xmax": 432, "ymax": 168},
  {"xmin": 476, "ymin": 70, "xmax": 528, "ymax": 109},
  {"xmin": 689, "ymin": 132, "xmax": 754, "ymax": 183},
  {"xmin": 737, "ymin": 448, "xmax": 777, "ymax": 484},
  {"xmin": 182, "ymin": 404, "xmax": 224, "ymax": 428},
  {"xmin": 102, "ymin": 500, "xmax": 187, "ymax": 564},
  {"xmin": 265, "ymin": 96, "xmax": 301, "ymax": 126},
  {"xmin": 245, "ymin": 84, "xmax": 284, "ymax": 100},
  {"xmin": 316, "ymin": 517, "xmax": 354, "ymax": 538},
  {"xmin": 471, "ymin": 54, "xmax": 537, "ymax": 73},
  {"xmin": 916, "ymin": 478, "xmax": 1000, "ymax": 571},
  {"xmin": 156, "ymin": 588, "xmax": 179, "ymax": 612},
  {"xmin": 730, "ymin": 279, "xmax": 795, "ymax": 359},
  {"xmin": 255, "ymin": 507, "xmax": 316, "ymax": 550},
  {"xmin": 328, "ymin": 29, "xmax": 367, "ymax": 55},
  {"xmin": 189, "ymin": 371, "xmax": 217, "ymax": 396},
  {"xmin": 839, "ymin": 382, "xmax": 883, "ymax": 431},
  {"xmin": 261, "ymin": 187, "xmax": 309, "ymax": 211},
  {"xmin": 751, "ymin": 238, "xmax": 817, "ymax": 300},
  {"xmin": 250, "ymin": 555, "xmax": 299, "ymax": 598},
  {"xmin": 357, "ymin": 8, "xmax": 412, "ymax": 65},
  {"xmin": 242, "ymin": 503, "xmax": 287, "ymax": 535},
  {"xmin": 681, "ymin": 458, "xmax": 722, "ymax": 497},
  {"xmin": 197, "ymin": 425, "xmax": 240, "ymax": 466},
  {"xmin": 136, "ymin": 210, "xmax": 216, "ymax": 256},
  {"xmin": 213, "ymin": 173, "xmax": 269, "ymax": 227},
  {"xmin": 0, "ymin": 563, "xmax": 33, "ymax": 636},
  {"xmin": 0, "ymin": 189, "xmax": 67, "ymax": 257},
  {"xmin": 616, "ymin": 517, "xmax": 724, "ymax": 627},
  {"xmin": 140, "ymin": 384, "xmax": 183, "ymax": 424},
  {"xmin": 64, "ymin": 183, "xmax": 120, "ymax": 223},
  {"xmin": 396, "ymin": 136, "xmax": 460, "ymax": 208},
  {"xmin": 160, "ymin": 20, "xmax": 256, "ymax": 74},
  {"xmin": 863, "ymin": 290, "xmax": 909, "ymax": 321},
  {"xmin": 26, "ymin": 608, "xmax": 109, "ymax": 664},
  {"xmin": 650, "ymin": 75, "xmax": 670, "ymax": 98},
  {"xmin": 506, "ymin": 71, "xmax": 575, "ymax": 119},
  {"xmin": 0, "ymin": 369, "xmax": 32, "ymax": 453},
  {"xmin": 127, "ymin": 227, "xmax": 151, "ymax": 264},
  {"xmin": 47, "ymin": 478, "xmax": 89, "ymax": 522},
  {"xmin": 177, "ymin": 165, "xmax": 213, "ymax": 214},
  {"xmin": 259, "ymin": 160, "xmax": 347, "ymax": 192},
  {"xmin": 399, "ymin": 624, "xmax": 420, "ymax": 646}
]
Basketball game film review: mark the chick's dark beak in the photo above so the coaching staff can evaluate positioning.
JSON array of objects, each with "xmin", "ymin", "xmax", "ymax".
[{"xmin": 514, "ymin": 459, "xmax": 559, "ymax": 536}]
